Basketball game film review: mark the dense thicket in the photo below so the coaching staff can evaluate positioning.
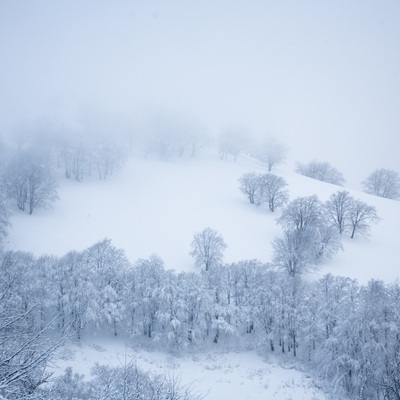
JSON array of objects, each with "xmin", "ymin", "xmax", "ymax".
[{"xmin": 1, "ymin": 240, "xmax": 400, "ymax": 399}]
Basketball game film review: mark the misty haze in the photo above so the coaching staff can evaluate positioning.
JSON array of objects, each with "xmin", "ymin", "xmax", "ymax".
[{"xmin": 1, "ymin": 1, "xmax": 400, "ymax": 399}]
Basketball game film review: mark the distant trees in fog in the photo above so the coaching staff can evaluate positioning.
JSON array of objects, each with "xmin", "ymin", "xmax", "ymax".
[
  {"xmin": 55, "ymin": 131, "xmax": 126, "ymax": 181},
  {"xmin": 362, "ymin": 168, "xmax": 400, "ymax": 199},
  {"xmin": 218, "ymin": 125, "xmax": 248, "ymax": 161},
  {"xmin": 295, "ymin": 160, "xmax": 346, "ymax": 186},
  {"xmin": 0, "ymin": 122, "xmax": 128, "ymax": 220},
  {"xmin": 251, "ymin": 136, "xmax": 287, "ymax": 172},
  {"xmin": 142, "ymin": 114, "xmax": 209, "ymax": 160}
]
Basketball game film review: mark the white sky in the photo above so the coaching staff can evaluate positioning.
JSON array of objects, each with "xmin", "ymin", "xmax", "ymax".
[{"xmin": 1, "ymin": 0, "xmax": 399, "ymax": 186}]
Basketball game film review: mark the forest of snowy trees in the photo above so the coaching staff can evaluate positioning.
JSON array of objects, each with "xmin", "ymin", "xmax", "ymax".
[
  {"xmin": 0, "ymin": 126, "xmax": 399, "ymax": 399},
  {"xmin": 1, "ymin": 239, "xmax": 400, "ymax": 399}
]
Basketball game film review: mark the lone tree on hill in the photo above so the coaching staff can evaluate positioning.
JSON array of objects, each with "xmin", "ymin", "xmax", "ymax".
[
  {"xmin": 189, "ymin": 227, "xmax": 227, "ymax": 271},
  {"xmin": 362, "ymin": 168, "xmax": 400, "ymax": 199}
]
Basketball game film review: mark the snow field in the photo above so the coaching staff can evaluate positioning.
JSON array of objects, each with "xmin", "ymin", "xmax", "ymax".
[
  {"xmin": 51, "ymin": 336, "xmax": 328, "ymax": 400},
  {"xmin": 6, "ymin": 149, "xmax": 400, "ymax": 399}
]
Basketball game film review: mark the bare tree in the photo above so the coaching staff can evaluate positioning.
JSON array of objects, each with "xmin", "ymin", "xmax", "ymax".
[
  {"xmin": 349, "ymin": 199, "xmax": 380, "ymax": 239},
  {"xmin": 189, "ymin": 227, "xmax": 227, "ymax": 271},
  {"xmin": 295, "ymin": 160, "xmax": 346, "ymax": 186},
  {"xmin": 362, "ymin": 168, "xmax": 400, "ymax": 199}
]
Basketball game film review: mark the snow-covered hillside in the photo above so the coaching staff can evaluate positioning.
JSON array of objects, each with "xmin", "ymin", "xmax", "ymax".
[
  {"xmin": 6, "ymin": 150, "xmax": 400, "ymax": 284},
  {"xmin": 4, "ymin": 150, "xmax": 400, "ymax": 400}
]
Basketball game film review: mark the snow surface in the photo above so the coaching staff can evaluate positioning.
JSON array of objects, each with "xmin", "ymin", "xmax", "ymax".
[
  {"xmin": 50, "ymin": 335, "xmax": 328, "ymax": 400},
  {"xmin": 5, "ymin": 150, "xmax": 400, "ymax": 399}
]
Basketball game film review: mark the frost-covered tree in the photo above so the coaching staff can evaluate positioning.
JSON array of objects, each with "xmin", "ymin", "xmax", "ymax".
[
  {"xmin": 3, "ymin": 152, "xmax": 58, "ymax": 214},
  {"xmin": 46, "ymin": 362, "xmax": 203, "ymax": 400},
  {"xmin": 238, "ymin": 172, "xmax": 260, "ymax": 204},
  {"xmin": 295, "ymin": 160, "xmax": 346, "ymax": 186},
  {"xmin": 0, "ymin": 192, "xmax": 11, "ymax": 242},
  {"xmin": 362, "ymin": 168, "xmax": 400, "ymax": 199},
  {"xmin": 277, "ymin": 195, "xmax": 323, "ymax": 231},
  {"xmin": 203, "ymin": 263, "xmax": 235, "ymax": 343},
  {"xmin": 84, "ymin": 238, "xmax": 130, "ymax": 335},
  {"xmin": 324, "ymin": 190, "xmax": 354, "ymax": 234},
  {"xmin": 239, "ymin": 172, "xmax": 288, "ymax": 211},
  {"xmin": 349, "ymin": 199, "xmax": 380, "ymax": 238},
  {"xmin": 57, "ymin": 250, "xmax": 99, "ymax": 339},
  {"xmin": 256, "ymin": 173, "xmax": 289, "ymax": 212},
  {"xmin": 272, "ymin": 228, "xmax": 320, "ymax": 277},
  {"xmin": 131, "ymin": 255, "xmax": 164, "ymax": 338},
  {"xmin": 0, "ymin": 251, "xmax": 63, "ymax": 398},
  {"xmin": 274, "ymin": 196, "xmax": 342, "ymax": 274},
  {"xmin": 189, "ymin": 227, "xmax": 227, "ymax": 271},
  {"xmin": 156, "ymin": 270, "xmax": 192, "ymax": 348}
]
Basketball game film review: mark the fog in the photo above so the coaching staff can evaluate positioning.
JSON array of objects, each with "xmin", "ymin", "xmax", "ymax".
[{"xmin": 1, "ymin": 0, "xmax": 399, "ymax": 186}]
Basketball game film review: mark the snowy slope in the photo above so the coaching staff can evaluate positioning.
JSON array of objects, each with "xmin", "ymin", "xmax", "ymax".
[
  {"xmin": 6, "ymin": 150, "xmax": 400, "ymax": 284},
  {"xmin": 5, "ymin": 150, "xmax": 400, "ymax": 400}
]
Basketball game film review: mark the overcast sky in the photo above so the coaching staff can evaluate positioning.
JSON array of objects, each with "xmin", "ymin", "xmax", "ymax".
[{"xmin": 1, "ymin": 0, "xmax": 399, "ymax": 186}]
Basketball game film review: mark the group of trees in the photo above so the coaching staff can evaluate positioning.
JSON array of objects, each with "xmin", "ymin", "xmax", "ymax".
[
  {"xmin": 217, "ymin": 129, "xmax": 288, "ymax": 172},
  {"xmin": 238, "ymin": 172, "xmax": 289, "ymax": 211},
  {"xmin": 362, "ymin": 168, "xmax": 400, "ymax": 200},
  {"xmin": 1, "ymin": 238, "xmax": 400, "ymax": 399},
  {"xmin": 0, "ymin": 129, "xmax": 127, "ymax": 219},
  {"xmin": 272, "ymin": 193, "xmax": 379, "ymax": 278},
  {"xmin": 44, "ymin": 364, "xmax": 202, "ymax": 400},
  {"xmin": 295, "ymin": 160, "xmax": 346, "ymax": 186},
  {"xmin": 295, "ymin": 160, "xmax": 400, "ymax": 201},
  {"xmin": 142, "ymin": 114, "xmax": 210, "ymax": 160}
]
